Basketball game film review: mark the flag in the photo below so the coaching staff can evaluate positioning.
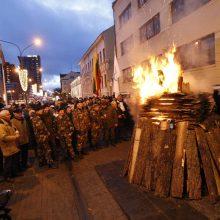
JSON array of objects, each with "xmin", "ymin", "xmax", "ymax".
[
  {"xmin": 93, "ymin": 50, "xmax": 101, "ymax": 96},
  {"xmin": 113, "ymin": 48, "xmax": 120, "ymax": 97},
  {"xmin": 0, "ymin": 45, "xmax": 6, "ymax": 66}
]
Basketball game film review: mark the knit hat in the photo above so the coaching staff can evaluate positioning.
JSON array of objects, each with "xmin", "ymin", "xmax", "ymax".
[{"xmin": 0, "ymin": 110, "xmax": 10, "ymax": 118}]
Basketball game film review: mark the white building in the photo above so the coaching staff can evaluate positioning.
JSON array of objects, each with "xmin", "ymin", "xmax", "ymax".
[
  {"xmin": 70, "ymin": 76, "xmax": 82, "ymax": 98},
  {"xmin": 112, "ymin": 0, "xmax": 220, "ymax": 95},
  {"xmin": 80, "ymin": 26, "xmax": 115, "ymax": 97},
  {"xmin": 60, "ymin": 71, "xmax": 80, "ymax": 94}
]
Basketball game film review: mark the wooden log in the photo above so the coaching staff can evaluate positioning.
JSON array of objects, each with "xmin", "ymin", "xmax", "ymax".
[
  {"xmin": 211, "ymin": 157, "xmax": 220, "ymax": 196},
  {"xmin": 185, "ymin": 129, "xmax": 201, "ymax": 199},
  {"xmin": 123, "ymin": 128, "xmax": 136, "ymax": 176},
  {"xmin": 127, "ymin": 127, "xmax": 142, "ymax": 183},
  {"xmin": 206, "ymin": 131, "xmax": 220, "ymax": 173},
  {"xmin": 131, "ymin": 120, "xmax": 152, "ymax": 185},
  {"xmin": 141, "ymin": 124, "xmax": 159, "ymax": 191},
  {"xmin": 150, "ymin": 128, "xmax": 166, "ymax": 190},
  {"xmin": 195, "ymin": 128, "xmax": 219, "ymax": 204},
  {"xmin": 171, "ymin": 121, "xmax": 188, "ymax": 198},
  {"xmin": 154, "ymin": 128, "xmax": 176, "ymax": 197}
]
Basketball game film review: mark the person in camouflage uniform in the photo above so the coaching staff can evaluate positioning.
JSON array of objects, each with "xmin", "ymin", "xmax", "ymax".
[
  {"xmin": 30, "ymin": 107, "xmax": 56, "ymax": 168},
  {"xmin": 89, "ymin": 103, "xmax": 102, "ymax": 150},
  {"xmin": 41, "ymin": 104, "xmax": 58, "ymax": 161},
  {"xmin": 101, "ymin": 100, "xmax": 118, "ymax": 147},
  {"xmin": 55, "ymin": 107, "xmax": 76, "ymax": 160},
  {"xmin": 72, "ymin": 101, "xmax": 90, "ymax": 158}
]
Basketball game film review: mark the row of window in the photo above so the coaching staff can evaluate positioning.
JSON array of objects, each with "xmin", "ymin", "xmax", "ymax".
[
  {"xmin": 120, "ymin": 12, "xmax": 160, "ymax": 56},
  {"xmin": 82, "ymin": 48, "xmax": 106, "ymax": 75},
  {"xmin": 120, "ymin": 0, "xmax": 210, "ymax": 27},
  {"xmin": 119, "ymin": 0, "xmax": 210, "ymax": 56},
  {"xmin": 122, "ymin": 33, "xmax": 215, "ymax": 83}
]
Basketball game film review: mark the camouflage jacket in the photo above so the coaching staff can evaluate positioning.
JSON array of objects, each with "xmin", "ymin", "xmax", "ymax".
[
  {"xmin": 89, "ymin": 110, "xmax": 102, "ymax": 130},
  {"xmin": 72, "ymin": 108, "xmax": 90, "ymax": 132},
  {"xmin": 55, "ymin": 114, "xmax": 74, "ymax": 137},
  {"xmin": 31, "ymin": 115, "xmax": 50, "ymax": 143},
  {"xmin": 41, "ymin": 112, "xmax": 57, "ymax": 136},
  {"xmin": 101, "ymin": 105, "xmax": 118, "ymax": 128}
]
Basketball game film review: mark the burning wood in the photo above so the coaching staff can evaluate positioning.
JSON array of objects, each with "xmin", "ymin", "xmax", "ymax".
[
  {"xmin": 140, "ymin": 93, "xmax": 214, "ymax": 122},
  {"xmin": 125, "ymin": 47, "xmax": 220, "ymax": 203}
]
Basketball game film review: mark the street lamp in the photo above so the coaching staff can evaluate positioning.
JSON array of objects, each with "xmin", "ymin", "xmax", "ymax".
[{"xmin": 0, "ymin": 38, "xmax": 42, "ymax": 103}]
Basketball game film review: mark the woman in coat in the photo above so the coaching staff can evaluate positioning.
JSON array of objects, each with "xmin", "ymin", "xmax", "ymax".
[{"xmin": 0, "ymin": 110, "xmax": 20, "ymax": 182}]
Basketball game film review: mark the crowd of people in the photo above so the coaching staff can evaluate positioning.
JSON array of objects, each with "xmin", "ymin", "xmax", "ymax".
[{"xmin": 0, "ymin": 95, "xmax": 134, "ymax": 182}]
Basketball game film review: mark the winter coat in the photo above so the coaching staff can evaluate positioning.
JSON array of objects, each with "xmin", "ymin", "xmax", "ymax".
[
  {"xmin": 0, "ymin": 119, "xmax": 20, "ymax": 157},
  {"xmin": 11, "ymin": 117, "xmax": 29, "ymax": 145}
]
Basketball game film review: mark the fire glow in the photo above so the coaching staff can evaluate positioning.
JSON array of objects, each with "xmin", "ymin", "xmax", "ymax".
[{"xmin": 133, "ymin": 47, "xmax": 181, "ymax": 104}]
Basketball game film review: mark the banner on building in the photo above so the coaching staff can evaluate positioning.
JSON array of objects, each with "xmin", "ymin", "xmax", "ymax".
[
  {"xmin": 93, "ymin": 50, "xmax": 101, "ymax": 96},
  {"xmin": 113, "ymin": 48, "xmax": 121, "ymax": 97}
]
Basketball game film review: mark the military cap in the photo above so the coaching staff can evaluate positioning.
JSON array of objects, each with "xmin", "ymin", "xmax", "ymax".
[
  {"xmin": 13, "ymin": 108, "xmax": 22, "ymax": 113},
  {"xmin": 58, "ymin": 106, "xmax": 65, "ymax": 112},
  {"xmin": 0, "ymin": 102, "xmax": 5, "ymax": 110},
  {"xmin": 101, "ymin": 100, "xmax": 107, "ymax": 105},
  {"xmin": 34, "ymin": 106, "xmax": 44, "ymax": 111}
]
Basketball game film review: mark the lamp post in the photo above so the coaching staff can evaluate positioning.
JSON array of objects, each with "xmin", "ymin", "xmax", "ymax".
[{"xmin": 0, "ymin": 38, "xmax": 41, "ymax": 104}]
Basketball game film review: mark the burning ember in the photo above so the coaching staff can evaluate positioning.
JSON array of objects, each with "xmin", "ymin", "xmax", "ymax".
[
  {"xmin": 125, "ymin": 46, "xmax": 220, "ymax": 204},
  {"xmin": 133, "ymin": 47, "xmax": 181, "ymax": 104},
  {"xmin": 133, "ymin": 46, "xmax": 214, "ymax": 122}
]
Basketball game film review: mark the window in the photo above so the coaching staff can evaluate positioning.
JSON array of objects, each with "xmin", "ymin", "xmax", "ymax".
[
  {"xmin": 119, "ymin": 3, "xmax": 132, "ymax": 27},
  {"xmin": 104, "ymin": 74, "xmax": 107, "ymax": 87},
  {"xmin": 123, "ymin": 67, "xmax": 133, "ymax": 83},
  {"xmin": 171, "ymin": 0, "xmax": 210, "ymax": 23},
  {"xmin": 138, "ymin": 0, "xmax": 148, "ymax": 8},
  {"xmin": 140, "ymin": 13, "xmax": 160, "ymax": 42},
  {"xmin": 103, "ymin": 48, "xmax": 106, "ymax": 62},
  {"xmin": 120, "ymin": 35, "xmax": 134, "ymax": 56},
  {"xmin": 99, "ymin": 51, "xmax": 102, "ymax": 64},
  {"xmin": 176, "ymin": 33, "xmax": 215, "ymax": 70}
]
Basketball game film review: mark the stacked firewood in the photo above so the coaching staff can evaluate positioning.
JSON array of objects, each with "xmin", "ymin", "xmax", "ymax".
[
  {"xmin": 140, "ymin": 93, "xmax": 214, "ymax": 122},
  {"xmin": 124, "ymin": 93, "xmax": 220, "ymax": 204}
]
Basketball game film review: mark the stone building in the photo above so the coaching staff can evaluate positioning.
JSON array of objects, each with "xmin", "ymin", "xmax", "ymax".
[{"xmin": 112, "ymin": 0, "xmax": 220, "ymax": 95}]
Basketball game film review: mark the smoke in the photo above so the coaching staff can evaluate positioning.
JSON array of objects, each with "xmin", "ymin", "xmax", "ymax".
[{"xmin": 184, "ymin": 73, "xmax": 213, "ymax": 94}]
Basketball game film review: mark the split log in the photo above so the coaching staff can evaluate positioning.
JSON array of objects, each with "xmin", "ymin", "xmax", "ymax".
[
  {"xmin": 171, "ymin": 121, "xmax": 188, "ymax": 198},
  {"xmin": 128, "ymin": 127, "xmax": 142, "ymax": 183},
  {"xmin": 195, "ymin": 128, "xmax": 219, "ymax": 204},
  {"xmin": 131, "ymin": 120, "xmax": 152, "ymax": 185},
  {"xmin": 150, "ymin": 126, "xmax": 166, "ymax": 190},
  {"xmin": 123, "ymin": 128, "xmax": 136, "ymax": 176},
  {"xmin": 154, "ymin": 129, "xmax": 176, "ymax": 197},
  {"xmin": 185, "ymin": 129, "xmax": 201, "ymax": 199},
  {"xmin": 206, "ymin": 131, "xmax": 220, "ymax": 173},
  {"xmin": 141, "ymin": 124, "xmax": 159, "ymax": 190}
]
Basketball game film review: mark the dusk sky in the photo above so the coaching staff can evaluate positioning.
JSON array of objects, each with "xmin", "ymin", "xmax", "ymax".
[{"xmin": 0, "ymin": 0, "xmax": 114, "ymax": 90}]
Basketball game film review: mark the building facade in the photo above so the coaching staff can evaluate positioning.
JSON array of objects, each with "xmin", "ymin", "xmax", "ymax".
[
  {"xmin": 70, "ymin": 76, "xmax": 82, "ymax": 98},
  {"xmin": 80, "ymin": 26, "xmax": 115, "ymax": 97},
  {"xmin": 0, "ymin": 62, "xmax": 21, "ymax": 102},
  {"xmin": 60, "ymin": 71, "xmax": 80, "ymax": 95},
  {"xmin": 112, "ymin": 0, "xmax": 220, "ymax": 95},
  {"xmin": 18, "ymin": 55, "xmax": 42, "ymax": 93}
]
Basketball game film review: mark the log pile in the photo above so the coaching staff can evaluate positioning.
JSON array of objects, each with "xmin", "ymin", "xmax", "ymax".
[
  {"xmin": 140, "ymin": 93, "xmax": 214, "ymax": 122},
  {"xmin": 124, "ymin": 94, "xmax": 220, "ymax": 203}
]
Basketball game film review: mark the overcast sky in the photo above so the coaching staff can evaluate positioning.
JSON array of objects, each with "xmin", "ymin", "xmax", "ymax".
[{"xmin": 0, "ymin": 0, "xmax": 114, "ymax": 90}]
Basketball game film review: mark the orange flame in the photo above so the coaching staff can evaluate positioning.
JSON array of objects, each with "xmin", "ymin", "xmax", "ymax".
[{"xmin": 133, "ymin": 47, "xmax": 181, "ymax": 104}]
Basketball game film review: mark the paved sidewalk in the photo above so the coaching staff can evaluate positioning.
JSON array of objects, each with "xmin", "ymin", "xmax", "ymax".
[{"xmin": 0, "ymin": 141, "xmax": 219, "ymax": 220}]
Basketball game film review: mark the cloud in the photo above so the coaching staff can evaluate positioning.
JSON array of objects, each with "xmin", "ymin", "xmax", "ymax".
[
  {"xmin": 0, "ymin": 0, "xmax": 114, "ymax": 90},
  {"xmin": 32, "ymin": 0, "xmax": 113, "ymax": 20},
  {"xmin": 42, "ymin": 74, "xmax": 60, "ymax": 90}
]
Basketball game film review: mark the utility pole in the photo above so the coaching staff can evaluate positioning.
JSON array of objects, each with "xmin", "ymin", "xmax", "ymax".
[{"xmin": 0, "ymin": 44, "xmax": 8, "ymax": 105}]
